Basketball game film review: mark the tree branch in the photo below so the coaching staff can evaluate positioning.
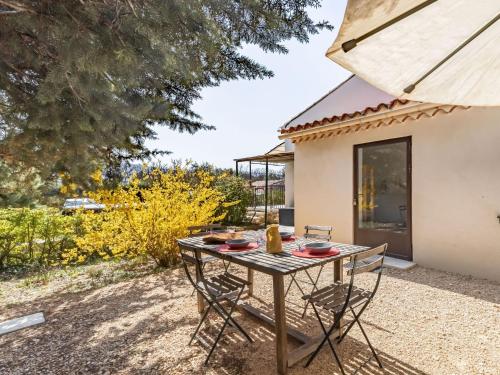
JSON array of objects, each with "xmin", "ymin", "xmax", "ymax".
[
  {"xmin": 0, "ymin": 0, "xmax": 35, "ymax": 14},
  {"xmin": 125, "ymin": 0, "xmax": 137, "ymax": 17},
  {"xmin": 65, "ymin": 72, "xmax": 87, "ymax": 106}
]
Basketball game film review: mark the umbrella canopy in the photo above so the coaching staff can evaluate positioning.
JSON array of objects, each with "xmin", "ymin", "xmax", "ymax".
[{"xmin": 327, "ymin": 0, "xmax": 500, "ymax": 106}]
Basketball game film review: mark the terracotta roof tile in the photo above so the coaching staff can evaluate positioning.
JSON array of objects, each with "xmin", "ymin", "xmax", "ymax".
[{"xmin": 280, "ymin": 98, "xmax": 410, "ymax": 134}]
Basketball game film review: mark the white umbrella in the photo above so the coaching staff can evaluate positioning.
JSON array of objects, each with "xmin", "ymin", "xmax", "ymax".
[{"xmin": 327, "ymin": 0, "xmax": 500, "ymax": 106}]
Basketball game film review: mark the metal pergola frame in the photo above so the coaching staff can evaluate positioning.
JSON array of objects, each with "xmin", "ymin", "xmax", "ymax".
[{"xmin": 234, "ymin": 144, "xmax": 294, "ymax": 226}]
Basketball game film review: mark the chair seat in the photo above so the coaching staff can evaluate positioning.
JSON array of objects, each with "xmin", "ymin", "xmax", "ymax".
[
  {"xmin": 197, "ymin": 272, "xmax": 250, "ymax": 298},
  {"xmin": 303, "ymin": 282, "xmax": 372, "ymax": 314}
]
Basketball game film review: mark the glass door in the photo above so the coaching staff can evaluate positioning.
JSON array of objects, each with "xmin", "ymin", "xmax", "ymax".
[{"xmin": 353, "ymin": 137, "xmax": 412, "ymax": 260}]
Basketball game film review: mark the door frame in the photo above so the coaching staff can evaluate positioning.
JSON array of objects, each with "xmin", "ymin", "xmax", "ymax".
[{"xmin": 353, "ymin": 136, "xmax": 413, "ymax": 260}]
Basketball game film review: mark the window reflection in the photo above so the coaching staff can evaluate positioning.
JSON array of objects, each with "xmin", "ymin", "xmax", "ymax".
[{"xmin": 357, "ymin": 142, "xmax": 408, "ymax": 232}]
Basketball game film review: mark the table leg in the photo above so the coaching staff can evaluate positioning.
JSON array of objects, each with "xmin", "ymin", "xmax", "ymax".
[
  {"xmin": 194, "ymin": 250, "xmax": 205, "ymax": 314},
  {"xmin": 333, "ymin": 259, "xmax": 344, "ymax": 341},
  {"xmin": 273, "ymin": 274, "xmax": 288, "ymax": 374},
  {"xmin": 333, "ymin": 259, "xmax": 343, "ymax": 283},
  {"xmin": 247, "ymin": 268, "xmax": 254, "ymax": 297}
]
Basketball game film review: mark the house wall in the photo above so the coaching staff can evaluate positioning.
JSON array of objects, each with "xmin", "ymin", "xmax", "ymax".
[
  {"xmin": 284, "ymin": 162, "xmax": 294, "ymax": 207},
  {"xmin": 284, "ymin": 140, "xmax": 295, "ymax": 207},
  {"xmin": 293, "ymin": 107, "xmax": 500, "ymax": 281}
]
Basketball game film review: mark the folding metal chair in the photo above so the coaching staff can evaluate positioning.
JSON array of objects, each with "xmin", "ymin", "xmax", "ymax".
[
  {"xmin": 284, "ymin": 225, "xmax": 333, "ymax": 317},
  {"xmin": 188, "ymin": 224, "xmax": 231, "ymax": 296},
  {"xmin": 302, "ymin": 243, "xmax": 388, "ymax": 374},
  {"xmin": 188, "ymin": 225, "xmax": 228, "ymax": 269},
  {"xmin": 180, "ymin": 248, "xmax": 253, "ymax": 365}
]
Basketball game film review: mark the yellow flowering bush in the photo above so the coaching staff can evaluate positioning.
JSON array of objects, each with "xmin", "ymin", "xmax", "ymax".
[{"xmin": 71, "ymin": 167, "xmax": 226, "ymax": 267}]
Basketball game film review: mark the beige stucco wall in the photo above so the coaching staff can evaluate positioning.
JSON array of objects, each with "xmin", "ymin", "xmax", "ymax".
[
  {"xmin": 284, "ymin": 162, "xmax": 294, "ymax": 207},
  {"xmin": 284, "ymin": 140, "xmax": 295, "ymax": 207},
  {"xmin": 292, "ymin": 107, "xmax": 500, "ymax": 281}
]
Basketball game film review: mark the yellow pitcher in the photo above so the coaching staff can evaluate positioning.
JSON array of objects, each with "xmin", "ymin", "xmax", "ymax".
[{"xmin": 266, "ymin": 224, "xmax": 283, "ymax": 254}]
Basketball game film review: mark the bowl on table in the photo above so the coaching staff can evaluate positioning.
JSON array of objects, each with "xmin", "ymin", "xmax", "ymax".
[
  {"xmin": 304, "ymin": 242, "xmax": 332, "ymax": 254},
  {"xmin": 225, "ymin": 239, "xmax": 251, "ymax": 249},
  {"xmin": 279, "ymin": 231, "xmax": 294, "ymax": 240}
]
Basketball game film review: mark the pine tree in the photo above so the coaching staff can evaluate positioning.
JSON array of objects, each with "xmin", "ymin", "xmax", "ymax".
[
  {"xmin": 0, "ymin": 1, "xmax": 330, "ymax": 185},
  {"xmin": 0, "ymin": 161, "xmax": 46, "ymax": 207}
]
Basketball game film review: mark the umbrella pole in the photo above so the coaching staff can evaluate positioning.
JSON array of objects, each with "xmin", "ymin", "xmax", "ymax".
[
  {"xmin": 342, "ymin": 0, "xmax": 438, "ymax": 52},
  {"xmin": 404, "ymin": 12, "xmax": 500, "ymax": 93}
]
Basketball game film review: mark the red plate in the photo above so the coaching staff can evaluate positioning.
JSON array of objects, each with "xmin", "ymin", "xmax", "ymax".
[
  {"xmin": 292, "ymin": 248, "xmax": 340, "ymax": 258},
  {"xmin": 217, "ymin": 242, "xmax": 259, "ymax": 252}
]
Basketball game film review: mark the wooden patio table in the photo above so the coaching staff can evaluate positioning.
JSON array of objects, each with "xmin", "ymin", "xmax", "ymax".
[{"xmin": 177, "ymin": 231, "xmax": 369, "ymax": 374}]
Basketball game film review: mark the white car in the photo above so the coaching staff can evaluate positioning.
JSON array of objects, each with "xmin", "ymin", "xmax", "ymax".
[{"xmin": 62, "ymin": 198, "xmax": 105, "ymax": 214}]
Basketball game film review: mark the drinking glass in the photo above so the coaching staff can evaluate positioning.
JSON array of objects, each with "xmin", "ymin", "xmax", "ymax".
[
  {"xmin": 256, "ymin": 231, "xmax": 265, "ymax": 248},
  {"xmin": 295, "ymin": 237, "xmax": 304, "ymax": 252}
]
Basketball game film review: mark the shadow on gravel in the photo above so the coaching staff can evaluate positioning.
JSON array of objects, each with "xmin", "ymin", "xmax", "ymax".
[
  {"xmin": 0, "ymin": 268, "xmax": 198, "ymax": 374},
  {"xmin": 384, "ymin": 266, "xmax": 499, "ymax": 304}
]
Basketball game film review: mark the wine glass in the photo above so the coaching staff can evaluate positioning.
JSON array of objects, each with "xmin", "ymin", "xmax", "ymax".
[
  {"xmin": 295, "ymin": 236, "xmax": 304, "ymax": 252},
  {"xmin": 256, "ymin": 230, "xmax": 265, "ymax": 248}
]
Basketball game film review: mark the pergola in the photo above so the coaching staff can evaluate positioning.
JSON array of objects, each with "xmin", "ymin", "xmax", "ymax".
[{"xmin": 234, "ymin": 143, "xmax": 294, "ymax": 226}]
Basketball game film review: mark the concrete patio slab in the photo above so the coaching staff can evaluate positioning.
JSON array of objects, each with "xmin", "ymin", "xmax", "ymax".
[
  {"xmin": 383, "ymin": 256, "xmax": 416, "ymax": 270},
  {"xmin": 0, "ymin": 312, "xmax": 45, "ymax": 336}
]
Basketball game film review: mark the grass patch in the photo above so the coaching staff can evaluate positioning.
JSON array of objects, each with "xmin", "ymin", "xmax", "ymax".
[
  {"xmin": 16, "ymin": 267, "xmax": 81, "ymax": 288},
  {"xmin": 84, "ymin": 258, "xmax": 158, "ymax": 289},
  {"xmin": 19, "ymin": 273, "xmax": 52, "ymax": 288}
]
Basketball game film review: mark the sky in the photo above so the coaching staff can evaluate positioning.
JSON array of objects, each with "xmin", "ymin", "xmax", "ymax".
[{"xmin": 146, "ymin": 1, "xmax": 350, "ymax": 169}]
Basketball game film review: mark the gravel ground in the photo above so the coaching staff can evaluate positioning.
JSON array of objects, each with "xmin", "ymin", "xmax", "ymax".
[{"xmin": 0, "ymin": 263, "xmax": 499, "ymax": 375}]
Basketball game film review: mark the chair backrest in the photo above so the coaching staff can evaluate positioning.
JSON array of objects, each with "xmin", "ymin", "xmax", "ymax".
[
  {"xmin": 304, "ymin": 225, "xmax": 333, "ymax": 241},
  {"xmin": 180, "ymin": 247, "xmax": 229, "ymax": 300},
  {"xmin": 179, "ymin": 247, "xmax": 213, "ymax": 295},
  {"xmin": 339, "ymin": 243, "xmax": 388, "ymax": 317},
  {"xmin": 347, "ymin": 243, "xmax": 387, "ymax": 276},
  {"xmin": 188, "ymin": 224, "xmax": 224, "ymax": 237}
]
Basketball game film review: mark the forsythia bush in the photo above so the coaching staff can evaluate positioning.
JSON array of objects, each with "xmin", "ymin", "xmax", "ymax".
[{"xmin": 72, "ymin": 167, "xmax": 226, "ymax": 267}]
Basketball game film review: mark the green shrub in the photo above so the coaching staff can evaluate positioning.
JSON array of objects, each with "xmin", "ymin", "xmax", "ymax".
[
  {"xmin": 0, "ymin": 218, "xmax": 22, "ymax": 269},
  {"xmin": 215, "ymin": 175, "xmax": 252, "ymax": 225},
  {"xmin": 0, "ymin": 208, "xmax": 79, "ymax": 270}
]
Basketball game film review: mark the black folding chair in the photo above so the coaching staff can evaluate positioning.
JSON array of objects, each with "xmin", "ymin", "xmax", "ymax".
[
  {"xmin": 188, "ymin": 224, "xmax": 230, "ymax": 296},
  {"xmin": 180, "ymin": 248, "xmax": 253, "ymax": 365},
  {"xmin": 303, "ymin": 243, "xmax": 388, "ymax": 374},
  {"xmin": 284, "ymin": 225, "xmax": 333, "ymax": 317},
  {"xmin": 188, "ymin": 225, "xmax": 230, "ymax": 270}
]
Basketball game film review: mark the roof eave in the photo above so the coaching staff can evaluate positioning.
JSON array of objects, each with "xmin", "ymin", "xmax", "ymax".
[
  {"xmin": 279, "ymin": 102, "xmax": 440, "ymax": 141},
  {"xmin": 280, "ymin": 75, "xmax": 356, "ymax": 130}
]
